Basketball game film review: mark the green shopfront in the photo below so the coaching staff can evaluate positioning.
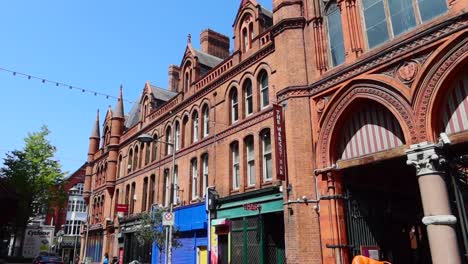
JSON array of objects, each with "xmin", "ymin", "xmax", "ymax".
[{"xmin": 212, "ymin": 187, "xmax": 285, "ymax": 264}]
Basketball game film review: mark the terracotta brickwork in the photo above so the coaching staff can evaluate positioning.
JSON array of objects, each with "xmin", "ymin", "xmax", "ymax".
[{"xmin": 82, "ymin": 0, "xmax": 468, "ymax": 263}]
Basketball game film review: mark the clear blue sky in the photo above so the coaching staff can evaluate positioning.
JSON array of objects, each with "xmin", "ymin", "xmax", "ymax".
[{"xmin": 0, "ymin": 0, "xmax": 272, "ymax": 175}]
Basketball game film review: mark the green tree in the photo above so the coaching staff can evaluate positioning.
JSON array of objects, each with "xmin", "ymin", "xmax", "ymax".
[
  {"xmin": 1, "ymin": 125, "xmax": 66, "ymax": 256},
  {"xmin": 134, "ymin": 210, "xmax": 181, "ymax": 264}
]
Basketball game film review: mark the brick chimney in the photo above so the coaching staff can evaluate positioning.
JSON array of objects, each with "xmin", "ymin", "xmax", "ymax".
[
  {"xmin": 168, "ymin": 65, "xmax": 180, "ymax": 92},
  {"xmin": 200, "ymin": 29, "xmax": 230, "ymax": 59}
]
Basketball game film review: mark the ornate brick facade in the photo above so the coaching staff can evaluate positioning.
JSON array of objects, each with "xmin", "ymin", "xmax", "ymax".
[{"xmin": 82, "ymin": 0, "xmax": 468, "ymax": 263}]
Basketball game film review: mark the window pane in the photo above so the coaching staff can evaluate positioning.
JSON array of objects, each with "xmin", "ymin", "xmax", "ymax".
[
  {"xmin": 418, "ymin": 0, "xmax": 447, "ymax": 22},
  {"xmin": 389, "ymin": 0, "xmax": 416, "ymax": 36},
  {"xmin": 260, "ymin": 74, "xmax": 269, "ymax": 108},
  {"xmin": 248, "ymin": 161, "xmax": 255, "ymax": 185},
  {"xmin": 265, "ymin": 154, "xmax": 272, "ymax": 180},
  {"xmin": 363, "ymin": 0, "xmax": 389, "ymax": 48},
  {"xmin": 328, "ymin": 6, "xmax": 345, "ymax": 66}
]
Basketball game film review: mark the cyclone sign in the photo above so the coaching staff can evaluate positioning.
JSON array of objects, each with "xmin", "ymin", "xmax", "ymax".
[{"xmin": 22, "ymin": 226, "xmax": 55, "ymax": 258}]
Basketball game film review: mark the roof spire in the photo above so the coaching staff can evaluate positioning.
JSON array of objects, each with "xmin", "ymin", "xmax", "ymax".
[
  {"xmin": 114, "ymin": 85, "xmax": 124, "ymax": 118},
  {"xmin": 90, "ymin": 109, "xmax": 100, "ymax": 138},
  {"xmin": 187, "ymin": 34, "xmax": 192, "ymax": 45}
]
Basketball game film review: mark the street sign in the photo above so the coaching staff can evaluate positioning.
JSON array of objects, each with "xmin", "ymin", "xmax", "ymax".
[{"xmin": 162, "ymin": 212, "xmax": 174, "ymax": 226}]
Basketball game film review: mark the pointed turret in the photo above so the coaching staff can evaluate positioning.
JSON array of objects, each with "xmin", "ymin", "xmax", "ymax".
[
  {"xmin": 114, "ymin": 85, "xmax": 124, "ymax": 119},
  {"xmin": 84, "ymin": 109, "xmax": 100, "ymax": 203},
  {"xmin": 90, "ymin": 109, "xmax": 100, "ymax": 139}
]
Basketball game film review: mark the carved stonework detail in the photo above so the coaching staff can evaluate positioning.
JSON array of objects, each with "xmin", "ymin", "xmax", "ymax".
[
  {"xmin": 416, "ymin": 40, "xmax": 468, "ymax": 141},
  {"xmin": 317, "ymin": 85, "xmax": 416, "ymax": 166},
  {"xmin": 316, "ymin": 98, "xmax": 327, "ymax": 112},
  {"xmin": 397, "ymin": 61, "xmax": 419, "ymax": 83},
  {"xmin": 405, "ymin": 142, "xmax": 447, "ymax": 176},
  {"xmin": 277, "ymin": 14, "xmax": 468, "ymax": 102}
]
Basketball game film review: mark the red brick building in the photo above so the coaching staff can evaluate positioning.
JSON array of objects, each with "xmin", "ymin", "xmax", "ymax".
[{"xmin": 82, "ymin": 0, "xmax": 468, "ymax": 263}]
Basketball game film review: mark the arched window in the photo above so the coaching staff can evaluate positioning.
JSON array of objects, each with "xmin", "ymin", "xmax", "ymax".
[
  {"xmin": 326, "ymin": 2, "xmax": 345, "ymax": 66},
  {"xmin": 184, "ymin": 72, "xmax": 190, "ymax": 91},
  {"xmin": 166, "ymin": 126, "xmax": 172, "ymax": 155},
  {"xmin": 133, "ymin": 145, "xmax": 139, "ymax": 170},
  {"xmin": 182, "ymin": 116, "xmax": 189, "ymax": 148},
  {"xmin": 144, "ymin": 142, "xmax": 150, "ymax": 165},
  {"xmin": 249, "ymin": 23, "xmax": 254, "ymax": 44},
  {"xmin": 149, "ymin": 174, "xmax": 155, "ymax": 206},
  {"xmin": 259, "ymin": 71, "xmax": 269, "ymax": 109},
  {"xmin": 151, "ymin": 134, "xmax": 158, "ymax": 162},
  {"xmin": 244, "ymin": 79, "xmax": 253, "ymax": 116},
  {"xmin": 142, "ymin": 177, "xmax": 148, "ymax": 212},
  {"xmin": 230, "ymin": 88, "xmax": 239, "ymax": 123},
  {"xmin": 128, "ymin": 149, "xmax": 133, "ymax": 173},
  {"xmin": 231, "ymin": 141, "xmax": 240, "ymax": 190},
  {"xmin": 192, "ymin": 111, "xmax": 199, "ymax": 143},
  {"xmin": 243, "ymin": 28, "xmax": 249, "ymax": 52},
  {"xmin": 245, "ymin": 136, "xmax": 255, "ymax": 186},
  {"xmin": 175, "ymin": 121, "xmax": 181, "ymax": 151},
  {"xmin": 142, "ymin": 97, "xmax": 149, "ymax": 121},
  {"xmin": 261, "ymin": 129, "xmax": 272, "ymax": 181},
  {"xmin": 202, "ymin": 105, "xmax": 210, "ymax": 138},
  {"xmin": 202, "ymin": 154, "xmax": 209, "ymax": 197},
  {"xmin": 117, "ymin": 155, "xmax": 122, "ymax": 179},
  {"xmin": 362, "ymin": 0, "xmax": 447, "ymax": 48}
]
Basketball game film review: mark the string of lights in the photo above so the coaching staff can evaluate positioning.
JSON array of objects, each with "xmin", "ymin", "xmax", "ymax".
[{"xmin": 0, "ymin": 66, "xmax": 135, "ymax": 104}]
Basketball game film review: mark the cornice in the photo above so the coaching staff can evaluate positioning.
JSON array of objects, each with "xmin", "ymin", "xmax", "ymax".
[
  {"xmin": 277, "ymin": 13, "xmax": 468, "ymax": 102},
  {"xmin": 271, "ymin": 17, "xmax": 306, "ymax": 37}
]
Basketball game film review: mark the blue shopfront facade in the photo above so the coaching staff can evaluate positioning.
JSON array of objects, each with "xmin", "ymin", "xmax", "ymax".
[{"xmin": 152, "ymin": 203, "xmax": 208, "ymax": 264}]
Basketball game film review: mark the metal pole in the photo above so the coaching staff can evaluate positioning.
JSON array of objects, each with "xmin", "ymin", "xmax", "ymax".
[
  {"xmin": 72, "ymin": 198, "xmax": 78, "ymax": 264},
  {"xmin": 167, "ymin": 142, "xmax": 176, "ymax": 264},
  {"xmin": 82, "ymin": 188, "xmax": 92, "ymax": 264}
]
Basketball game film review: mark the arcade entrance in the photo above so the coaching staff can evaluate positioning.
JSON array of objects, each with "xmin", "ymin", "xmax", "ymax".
[{"xmin": 343, "ymin": 157, "xmax": 431, "ymax": 264}]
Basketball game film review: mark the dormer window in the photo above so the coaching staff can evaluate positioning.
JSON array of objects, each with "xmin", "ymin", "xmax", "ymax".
[
  {"xmin": 183, "ymin": 61, "xmax": 192, "ymax": 92},
  {"xmin": 241, "ymin": 15, "xmax": 254, "ymax": 52}
]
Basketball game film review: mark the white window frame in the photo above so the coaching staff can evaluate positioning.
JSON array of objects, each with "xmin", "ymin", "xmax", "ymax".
[
  {"xmin": 260, "ymin": 73, "xmax": 269, "ymax": 109},
  {"xmin": 175, "ymin": 122, "xmax": 180, "ymax": 151},
  {"xmin": 246, "ymin": 137, "xmax": 255, "ymax": 186},
  {"xmin": 193, "ymin": 112, "xmax": 199, "ymax": 142},
  {"xmin": 164, "ymin": 170, "xmax": 170, "ymax": 207},
  {"xmin": 232, "ymin": 143, "xmax": 240, "ymax": 190},
  {"xmin": 262, "ymin": 131, "xmax": 272, "ymax": 181},
  {"xmin": 231, "ymin": 90, "xmax": 239, "ymax": 123},
  {"xmin": 191, "ymin": 159, "xmax": 198, "ymax": 199},
  {"xmin": 166, "ymin": 128, "xmax": 172, "ymax": 155},
  {"xmin": 203, "ymin": 106, "xmax": 210, "ymax": 137},
  {"xmin": 202, "ymin": 154, "xmax": 209, "ymax": 197},
  {"xmin": 244, "ymin": 81, "xmax": 253, "ymax": 116}
]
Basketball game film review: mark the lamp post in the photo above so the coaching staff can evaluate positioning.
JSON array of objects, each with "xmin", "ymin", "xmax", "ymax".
[
  {"xmin": 137, "ymin": 133, "xmax": 176, "ymax": 264},
  {"xmin": 69, "ymin": 186, "xmax": 80, "ymax": 264}
]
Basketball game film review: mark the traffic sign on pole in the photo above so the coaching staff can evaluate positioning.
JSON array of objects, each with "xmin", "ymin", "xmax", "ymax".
[{"xmin": 162, "ymin": 212, "xmax": 174, "ymax": 226}]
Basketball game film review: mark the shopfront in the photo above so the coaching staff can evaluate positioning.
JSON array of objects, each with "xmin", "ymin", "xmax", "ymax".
[
  {"xmin": 152, "ymin": 203, "xmax": 208, "ymax": 264},
  {"xmin": 211, "ymin": 187, "xmax": 285, "ymax": 264}
]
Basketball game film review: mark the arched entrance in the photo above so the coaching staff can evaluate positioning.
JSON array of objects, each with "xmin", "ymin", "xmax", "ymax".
[
  {"xmin": 337, "ymin": 102, "xmax": 430, "ymax": 263},
  {"xmin": 317, "ymin": 96, "xmax": 433, "ymax": 264}
]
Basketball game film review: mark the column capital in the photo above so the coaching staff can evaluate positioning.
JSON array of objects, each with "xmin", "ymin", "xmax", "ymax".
[{"xmin": 405, "ymin": 142, "xmax": 447, "ymax": 176}]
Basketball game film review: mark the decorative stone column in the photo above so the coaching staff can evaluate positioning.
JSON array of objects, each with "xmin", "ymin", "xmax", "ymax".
[{"xmin": 406, "ymin": 142, "xmax": 461, "ymax": 264}]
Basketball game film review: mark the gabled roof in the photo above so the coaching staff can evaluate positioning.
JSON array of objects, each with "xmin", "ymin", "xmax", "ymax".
[
  {"xmin": 124, "ymin": 83, "xmax": 177, "ymax": 129},
  {"xmin": 232, "ymin": 0, "xmax": 272, "ymax": 27},
  {"xmin": 150, "ymin": 84, "xmax": 177, "ymax": 101},
  {"xmin": 193, "ymin": 49, "xmax": 223, "ymax": 68}
]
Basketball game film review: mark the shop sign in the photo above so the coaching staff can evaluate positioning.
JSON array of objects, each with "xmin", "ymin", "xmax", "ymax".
[
  {"xmin": 243, "ymin": 203, "xmax": 261, "ymax": 211},
  {"xmin": 22, "ymin": 226, "xmax": 55, "ymax": 258},
  {"xmin": 116, "ymin": 204, "xmax": 128, "ymax": 212},
  {"xmin": 273, "ymin": 104, "xmax": 287, "ymax": 181}
]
